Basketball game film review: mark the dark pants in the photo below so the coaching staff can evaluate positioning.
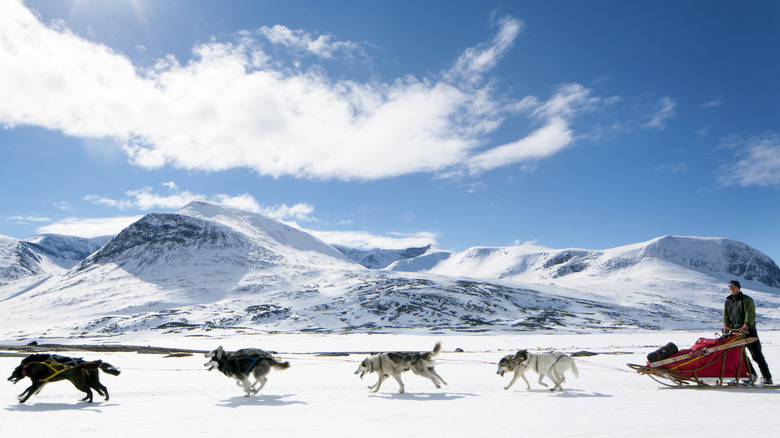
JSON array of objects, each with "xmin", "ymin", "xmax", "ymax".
[{"xmin": 746, "ymin": 329, "xmax": 772, "ymax": 380}]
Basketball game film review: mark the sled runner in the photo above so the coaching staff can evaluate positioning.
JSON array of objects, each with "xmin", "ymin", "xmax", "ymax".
[{"xmin": 628, "ymin": 332, "xmax": 767, "ymax": 388}]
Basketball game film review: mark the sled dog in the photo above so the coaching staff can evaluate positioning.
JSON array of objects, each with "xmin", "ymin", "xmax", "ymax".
[
  {"xmin": 8, "ymin": 354, "xmax": 121, "ymax": 403},
  {"xmin": 497, "ymin": 350, "xmax": 578, "ymax": 391},
  {"xmin": 354, "ymin": 342, "xmax": 446, "ymax": 394},
  {"xmin": 204, "ymin": 346, "xmax": 290, "ymax": 397}
]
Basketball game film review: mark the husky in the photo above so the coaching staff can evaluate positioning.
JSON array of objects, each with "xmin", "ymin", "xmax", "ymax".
[
  {"xmin": 204, "ymin": 346, "xmax": 290, "ymax": 397},
  {"xmin": 354, "ymin": 342, "xmax": 446, "ymax": 394},
  {"xmin": 497, "ymin": 350, "xmax": 578, "ymax": 392},
  {"xmin": 8, "ymin": 354, "xmax": 121, "ymax": 403}
]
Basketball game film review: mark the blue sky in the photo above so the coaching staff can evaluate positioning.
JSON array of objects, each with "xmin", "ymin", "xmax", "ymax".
[{"xmin": 1, "ymin": 0, "xmax": 779, "ymax": 262}]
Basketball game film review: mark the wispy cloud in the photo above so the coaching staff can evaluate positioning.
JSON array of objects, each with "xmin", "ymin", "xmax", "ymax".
[
  {"xmin": 642, "ymin": 96, "xmax": 676, "ymax": 130},
  {"xmin": 258, "ymin": 25, "xmax": 362, "ymax": 59},
  {"xmin": 3, "ymin": 215, "xmax": 51, "ymax": 225},
  {"xmin": 0, "ymin": 1, "xmax": 602, "ymax": 181},
  {"xmin": 701, "ymin": 97, "xmax": 723, "ymax": 110},
  {"xmin": 466, "ymin": 83, "xmax": 605, "ymax": 174},
  {"xmin": 718, "ymin": 133, "xmax": 780, "ymax": 187},
  {"xmin": 653, "ymin": 163, "xmax": 688, "ymax": 174},
  {"xmin": 308, "ymin": 229, "xmax": 438, "ymax": 250},
  {"xmin": 447, "ymin": 15, "xmax": 524, "ymax": 83},
  {"xmin": 467, "ymin": 117, "xmax": 572, "ymax": 174},
  {"xmin": 84, "ymin": 183, "xmax": 316, "ymax": 222}
]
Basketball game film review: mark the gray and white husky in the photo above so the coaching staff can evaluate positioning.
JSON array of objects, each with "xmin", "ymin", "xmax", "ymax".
[
  {"xmin": 497, "ymin": 349, "xmax": 578, "ymax": 391},
  {"xmin": 354, "ymin": 342, "xmax": 446, "ymax": 394},
  {"xmin": 205, "ymin": 347, "xmax": 290, "ymax": 397}
]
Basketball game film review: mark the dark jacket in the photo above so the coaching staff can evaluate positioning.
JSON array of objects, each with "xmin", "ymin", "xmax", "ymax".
[{"xmin": 723, "ymin": 292, "xmax": 756, "ymax": 329}]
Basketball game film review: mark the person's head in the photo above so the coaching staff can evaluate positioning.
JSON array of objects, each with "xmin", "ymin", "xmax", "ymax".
[{"xmin": 728, "ymin": 280, "xmax": 741, "ymax": 295}]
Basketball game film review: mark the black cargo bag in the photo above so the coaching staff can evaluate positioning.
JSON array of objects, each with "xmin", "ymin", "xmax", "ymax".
[{"xmin": 647, "ymin": 342, "xmax": 678, "ymax": 363}]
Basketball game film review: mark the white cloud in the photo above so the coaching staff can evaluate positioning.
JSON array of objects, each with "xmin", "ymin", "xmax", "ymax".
[
  {"xmin": 260, "ymin": 203, "xmax": 316, "ymax": 222},
  {"xmin": 4, "ymin": 215, "xmax": 51, "ymax": 224},
  {"xmin": 467, "ymin": 117, "xmax": 573, "ymax": 173},
  {"xmin": 642, "ymin": 96, "xmax": 676, "ymax": 130},
  {"xmin": 448, "ymin": 15, "xmax": 524, "ymax": 83},
  {"xmin": 0, "ymin": 2, "xmax": 596, "ymax": 181},
  {"xmin": 465, "ymin": 83, "xmax": 604, "ymax": 174},
  {"xmin": 36, "ymin": 216, "xmax": 143, "ymax": 238},
  {"xmin": 719, "ymin": 133, "xmax": 780, "ymax": 187},
  {"xmin": 701, "ymin": 97, "xmax": 723, "ymax": 110},
  {"xmin": 258, "ymin": 25, "xmax": 361, "ymax": 59},
  {"xmin": 84, "ymin": 183, "xmax": 315, "ymax": 222},
  {"xmin": 309, "ymin": 229, "xmax": 438, "ymax": 250}
]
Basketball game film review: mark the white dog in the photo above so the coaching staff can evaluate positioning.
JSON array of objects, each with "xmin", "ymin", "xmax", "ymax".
[
  {"xmin": 354, "ymin": 342, "xmax": 446, "ymax": 394},
  {"xmin": 497, "ymin": 349, "xmax": 578, "ymax": 392}
]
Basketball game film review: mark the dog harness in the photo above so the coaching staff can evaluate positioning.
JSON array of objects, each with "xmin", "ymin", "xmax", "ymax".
[
  {"xmin": 531, "ymin": 353, "xmax": 566, "ymax": 374},
  {"xmin": 24, "ymin": 361, "xmax": 71, "ymax": 382},
  {"xmin": 220, "ymin": 355, "xmax": 266, "ymax": 377},
  {"xmin": 517, "ymin": 353, "xmax": 566, "ymax": 374}
]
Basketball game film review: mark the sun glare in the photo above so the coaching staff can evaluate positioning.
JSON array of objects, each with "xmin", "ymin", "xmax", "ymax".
[{"xmin": 69, "ymin": 0, "xmax": 152, "ymax": 28}]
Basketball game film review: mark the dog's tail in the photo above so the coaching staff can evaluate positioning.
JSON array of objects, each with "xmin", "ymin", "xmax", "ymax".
[
  {"xmin": 570, "ymin": 360, "xmax": 579, "ymax": 379},
  {"xmin": 271, "ymin": 359, "xmax": 291, "ymax": 370},
  {"xmin": 431, "ymin": 341, "xmax": 442, "ymax": 357},
  {"xmin": 99, "ymin": 362, "xmax": 121, "ymax": 376}
]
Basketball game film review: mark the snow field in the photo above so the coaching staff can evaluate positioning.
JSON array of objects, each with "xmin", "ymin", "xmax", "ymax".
[{"xmin": 2, "ymin": 331, "xmax": 778, "ymax": 437}]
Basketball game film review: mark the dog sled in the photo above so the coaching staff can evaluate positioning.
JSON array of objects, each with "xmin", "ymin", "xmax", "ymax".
[{"xmin": 628, "ymin": 331, "xmax": 770, "ymax": 388}]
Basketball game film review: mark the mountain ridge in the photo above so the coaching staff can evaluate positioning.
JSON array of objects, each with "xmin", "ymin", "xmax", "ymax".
[{"xmin": 1, "ymin": 202, "xmax": 778, "ymax": 339}]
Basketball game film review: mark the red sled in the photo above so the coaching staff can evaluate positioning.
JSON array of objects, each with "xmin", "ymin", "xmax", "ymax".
[{"xmin": 628, "ymin": 333, "xmax": 757, "ymax": 387}]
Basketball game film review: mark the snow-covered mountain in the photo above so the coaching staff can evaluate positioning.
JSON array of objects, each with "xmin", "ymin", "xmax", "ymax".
[
  {"xmin": 25, "ymin": 234, "xmax": 112, "ymax": 269},
  {"xmin": 335, "ymin": 244, "xmax": 452, "ymax": 270},
  {"xmin": 1, "ymin": 202, "xmax": 778, "ymax": 340},
  {"xmin": 0, "ymin": 233, "xmax": 110, "ymax": 301},
  {"xmin": 421, "ymin": 236, "xmax": 780, "ymax": 287},
  {"xmin": 0, "ymin": 234, "xmax": 47, "ymax": 284}
]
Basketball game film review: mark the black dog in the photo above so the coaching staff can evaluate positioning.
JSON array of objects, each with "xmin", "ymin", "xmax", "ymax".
[
  {"xmin": 204, "ymin": 346, "xmax": 290, "ymax": 396},
  {"xmin": 8, "ymin": 354, "xmax": 121, "ymax": 403}
]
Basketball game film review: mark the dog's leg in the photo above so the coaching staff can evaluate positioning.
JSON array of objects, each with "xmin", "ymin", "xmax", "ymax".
[
  {"xmin": 94, "ymin": 383, "xmax": 109, "ymax": 401},
  {"xmin": 18, "ymin": 381, "xmax": 42, "ymax": 403},
  {"xmin": 254, "ymin": 376, "xmax": 267, "ymax": 393},
  {"xmin": 537, "ymin": 373, "xmax": 549, "ymax": 388},
  {"xmin": 71, "ymin": 377, "xmax": 94, "ymax": 403},
  {"xmin": 389, "ymin": 372, "xmax": 405, "ymax": 394},
  {"xmin": 78, "ymin": 388, "xmax": 94, "ymax": 403},
  {"xmin": 521, "ymin": 372, "xmax": 532, "ymax": 390},
  {"xmin": 429, "ymin": 368, "xmax": 447, "ymax": 387},
  {"xmin": 553, "ymin": 367, "xmax": 569, "ymax": 391},
  {"xmin": 369, "ymin": 373, "xmax": 386, "ymax": 392},
  {"xmin": 88, "ymin": 371, "xmax": 109, "ymax": 400},
  {"xmin": 552, "ymin": 369, "xmax": 566, "ymax": 386},
  {"xmin": 547, "ymin": 372, "xmax": 562, "ymax": 392},
  {"xmin": 423, "ymin": 372, "xmax": 441, "ymax": 389},
  {"xmin": 239, "ymin": 377, "xmax": 253, "ymax": 397}
]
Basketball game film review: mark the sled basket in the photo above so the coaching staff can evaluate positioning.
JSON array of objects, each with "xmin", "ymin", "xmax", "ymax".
[{"xmin": 628, "ymin": 334, "xmax": 757, "ymax": 387}]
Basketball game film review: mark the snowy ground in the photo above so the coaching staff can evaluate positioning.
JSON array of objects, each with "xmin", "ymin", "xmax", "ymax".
[{"xmin": 2, "ymin": 330, "xmax": 778, "ymax": 437}]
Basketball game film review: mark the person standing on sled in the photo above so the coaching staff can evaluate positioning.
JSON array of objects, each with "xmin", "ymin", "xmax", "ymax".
[{"xmin": 724, "ymin": 280, "xmax": 773, "ymax": 385}]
